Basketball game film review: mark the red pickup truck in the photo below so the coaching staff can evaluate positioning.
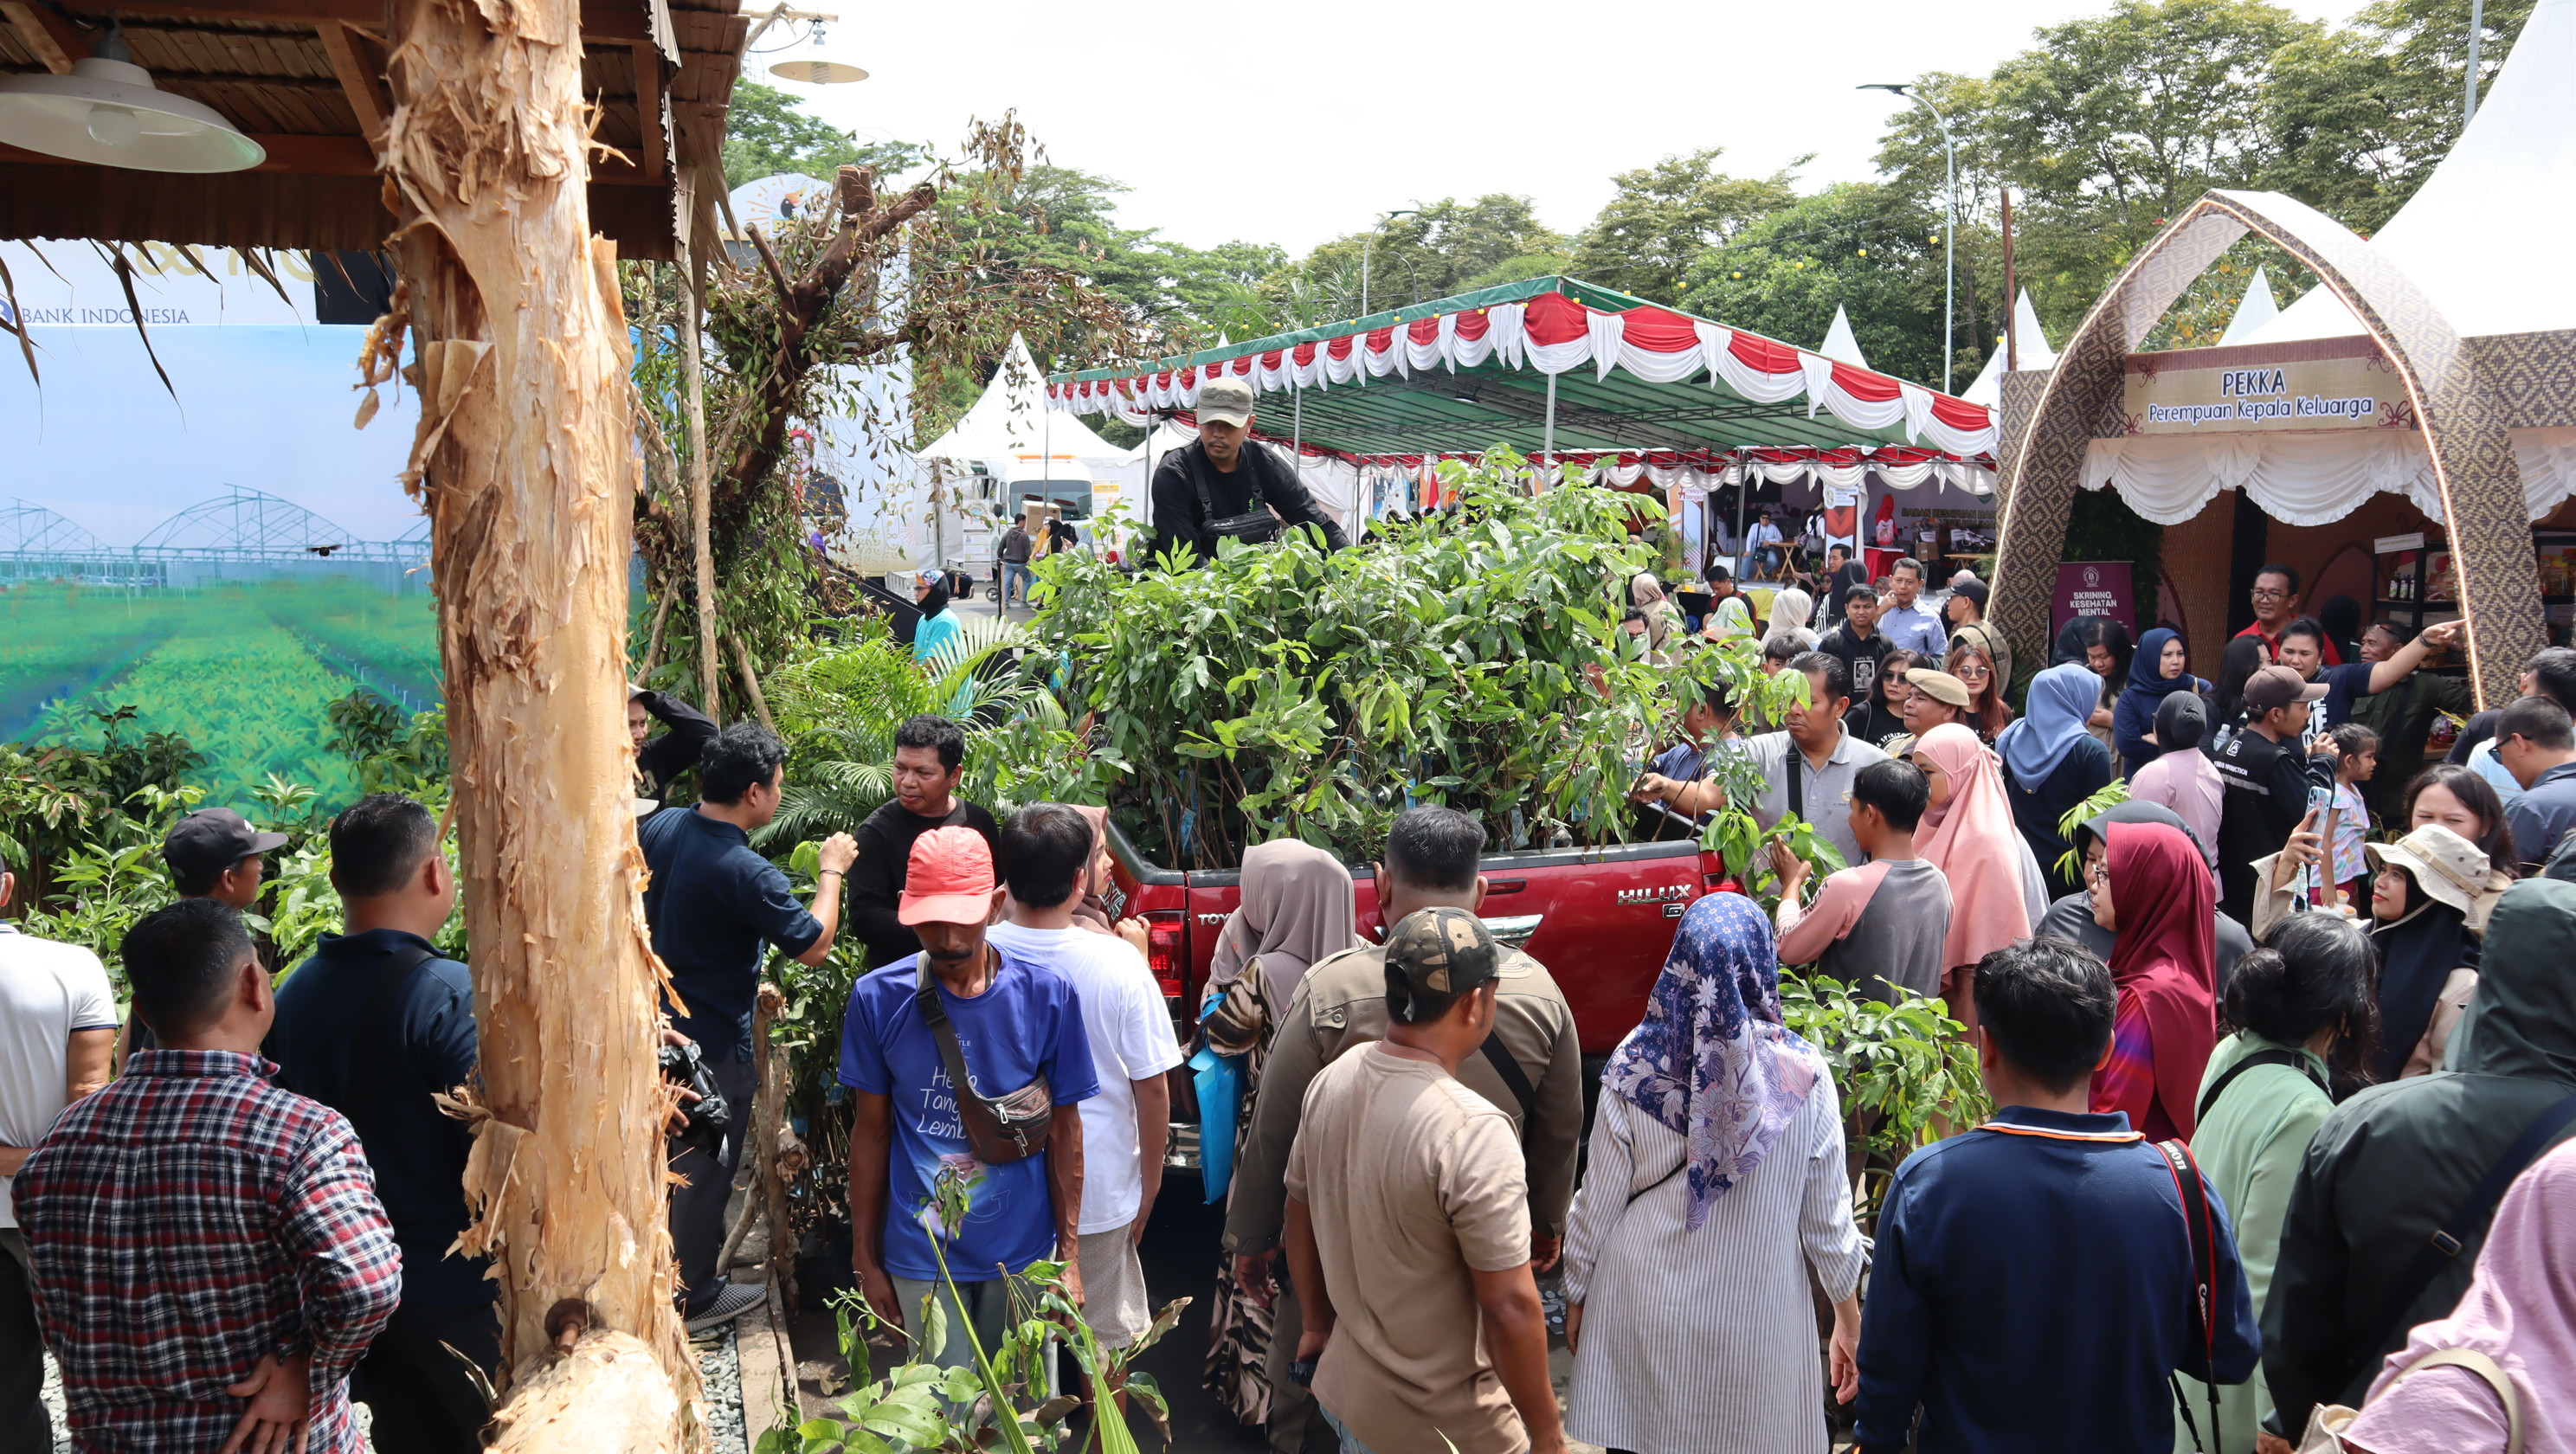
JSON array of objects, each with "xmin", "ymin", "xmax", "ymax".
[{"xmin": 1104, "ymin": 814, "xmax": 1725, "ymax": 1058}]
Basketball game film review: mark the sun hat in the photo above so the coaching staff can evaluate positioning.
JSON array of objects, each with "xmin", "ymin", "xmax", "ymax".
[
  {"xmin": 1907, "ymin": 669, "xmax": 1973, "ymax": 710},
  {"xmin": 898, "ymin": 826, "xmax": 999, "ymax": 926},
  {"xmin": 2368, "ymin": 823, "xmax": 2515, "ymax": 931}
]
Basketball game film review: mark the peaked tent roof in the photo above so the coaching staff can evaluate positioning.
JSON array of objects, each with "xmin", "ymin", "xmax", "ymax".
[
  {"xmin": 2251, "ymin": 0, "xmax": 2576, "ymax": 343},
  {"xmin": 920, "ymin": 335, "xmax": 1125, "ymax": 465},
  {"xmin": 1819, "ymin": 306, "xmax": 1871, "ymax": 367},
  {"xmin": 2219, "ymin": 265, "xmax": 2282, "ymax": 344},
  {"xmin": 1961, "ymin": 290, "xmax": 2059, "ymax": 407},
  {"xmin": 1046, "ymin": 275, "xmax": 1995, "ymax": 462}
]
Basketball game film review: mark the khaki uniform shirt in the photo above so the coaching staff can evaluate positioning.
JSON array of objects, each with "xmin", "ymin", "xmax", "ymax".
[{"xmin": 1226, "ymin": 943, "xmax": 1583, "ymax": 1255}]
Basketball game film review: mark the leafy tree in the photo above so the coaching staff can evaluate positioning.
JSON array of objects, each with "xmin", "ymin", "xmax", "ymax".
[
  {"xmin": 1680, "ymin": 183, "xmax": 1949, "ymax": 388},
  {"xmin": 1568, "ymin": 149, "xmax": 1803, "ymax": 305},
  {"xmin": 1261, "ymin": 196, "xmax": 1568, "ymax": 323},
  {"xmin": 2260, "ymin": 0, "xmax": 2535, "ymax": 233},
  {"xmin": 721, "ymin": 80, "xmax": 926, "ymax": 190}
]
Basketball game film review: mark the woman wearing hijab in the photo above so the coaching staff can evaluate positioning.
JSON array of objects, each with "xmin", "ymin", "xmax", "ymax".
[
  {"xmin": 1999, "ymin": 663, "xmax": 2116, "ymax": 898},
  {"xmin": 1761, "ymin": 586, "xmax": 1818, "ymax": 653},
  {"xmin": 2172, "ymin": 914, "xmax": 2380, "ymax": 1451},
  {"xmin": 2127, "ymin": 692, "xmax": 2223, "ymax": 868},
  {"xmin": 2114, "ymin": 627, "xmax": 2210, "ymax": 772},
  {"xmin": 2087, "ymin": 819, "xmax": 2219, "ymax": 1142},
  {"xmin": 1942, "ymin": 625, "xmax": 2013, "ymax": 741},
  {"xmin": 1562, "ymin": 894, "xmax": 1863, "ymax": 1454},
  {"xmin": 1197, "ymin": 840, "xmax": 1362, "ymax": 1427},
  {"xmin": 1063, "ymin": 804, "xmax": 1135, "ymax": 941},
  {"xmin": 1910, "ymin": 722, "xmax": 2037, "ymax": 1032},
  {"xmin": 1626, "ymin": 572, "xmax": 1682, "ymax": 661},
  {"xmin": 2338, "ymin": 1136, "xmax": 2576, "ymax": 1453},
  {"xmin": 911, "ymin": 569, "xmax": 963, "ymax": 664},
  {"xmin": 2364, "ymin": 825, "xmax": 2511, "ymax": 1081}
]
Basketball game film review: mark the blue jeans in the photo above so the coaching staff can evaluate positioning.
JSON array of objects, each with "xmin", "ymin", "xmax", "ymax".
[{"xmin": 1001, "ymin": 561, "xmax": 1034, "ymax": 607}]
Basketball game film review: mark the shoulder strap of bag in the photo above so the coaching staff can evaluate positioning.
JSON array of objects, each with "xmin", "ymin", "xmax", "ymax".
[
  {"xmin": 2386, "ymin": 1348, "xmax": 2525, "ymax": 1454},
  {"xmin": 1477, "ymin": 1033, "xmax": 1536, "ymax": 1140},
  {"xmin": 2158, "ymin": 1136, "xmax": 2223, "ymax": 1454},
  {"xmin": 916, "ymin": 958, "xmax": 987, "ymax": 1103},
  {"xmin": 2361, "ymin": 1090, "xmax": 2576, "ymax": 1361},
  {"xmin": 2196, "ymin": 1047, "xmax": 2328, "ymax": 1126},
  {"xmin": 1786, "ymin": 740, "xmax": 1806, "ymax": 820}
]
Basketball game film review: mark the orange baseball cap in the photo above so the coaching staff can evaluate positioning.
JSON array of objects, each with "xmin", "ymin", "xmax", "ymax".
[{"xmin": 898, "ymin": 826, "xmax": 998, "ymax": 926}]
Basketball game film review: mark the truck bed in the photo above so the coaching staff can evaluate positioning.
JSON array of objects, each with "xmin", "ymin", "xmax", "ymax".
[{"xmin": 1106, "ymin": 818, "xmax": 1724, "ymax": 1057}]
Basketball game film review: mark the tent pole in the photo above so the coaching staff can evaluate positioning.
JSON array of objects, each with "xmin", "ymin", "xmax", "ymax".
[
  {"xmin": 1292, "ymin": 381, "xmax": 1303, "ymax": 460},
  {"xmin": 1542, "ymin": 370, "xmax": 1557, "ymax": 489},
  {"xmin": 1735, "ymin": 447, "xmax": 1750, "ymax": 578}
]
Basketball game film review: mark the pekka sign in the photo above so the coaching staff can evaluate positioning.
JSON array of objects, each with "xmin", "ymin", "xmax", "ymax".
[{"xmin": 2122, "ymin": 334, "xmax": 2406, "ymax": 435}]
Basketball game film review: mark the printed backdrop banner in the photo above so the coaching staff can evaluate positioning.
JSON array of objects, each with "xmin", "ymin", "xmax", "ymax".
[{"xmin": 2053, "ymin": 561, "xmax": 2138, "ymax": 639}]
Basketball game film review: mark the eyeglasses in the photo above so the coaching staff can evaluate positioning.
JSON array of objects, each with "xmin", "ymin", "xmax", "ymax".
[
  {"xmin": 2085, "ymin": 859, "xmax": 2110, "ymax": 885},
  {"xmin": 2250, "ymin": 587, "xmax": 2290, "ymax": 602},
  {"xmin": 1955, "ymin": 662, "xmax": 1991, "ymax": 680}
]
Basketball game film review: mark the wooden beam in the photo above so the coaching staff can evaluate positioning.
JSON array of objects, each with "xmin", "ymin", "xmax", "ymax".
[
  {"xmin": 629, "ymin": 39, "xmax": 663, "ymax": 182},
  {"xmin": 60, "ymin": 0, "xmax": 654, "ymax": 44},
  {"xmin": 317, "ymin": 21, "xmax": 392, "ymax": 144},
  {"xmin": 0, "ymin": 0, "xmax": 86, "ymax": 72}
]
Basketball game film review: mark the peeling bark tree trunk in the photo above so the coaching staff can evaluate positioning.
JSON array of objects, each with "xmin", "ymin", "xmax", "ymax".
[{"xmin": 378, "ymin": 0, "xmax": 697, "ymax": 1444}]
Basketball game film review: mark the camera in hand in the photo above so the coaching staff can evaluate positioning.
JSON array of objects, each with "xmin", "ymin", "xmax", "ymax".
[{"xmin": 658, "ymin": 1041, "xmax": 732, "ymax": 1160}]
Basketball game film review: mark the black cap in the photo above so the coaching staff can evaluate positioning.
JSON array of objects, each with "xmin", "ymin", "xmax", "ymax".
[
  {"xmin": 164, "ymin": 807, "xmax": 288, "ymax": 882},
  {"xmin": 1382, "ymin": 907, "xmax": 1502, "ymax": 1023}
]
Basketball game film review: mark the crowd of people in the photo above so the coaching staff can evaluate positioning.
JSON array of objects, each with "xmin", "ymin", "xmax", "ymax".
[{"xmin": 10, "ymin": 548, "xmax": 2576, "ymax": 1454}]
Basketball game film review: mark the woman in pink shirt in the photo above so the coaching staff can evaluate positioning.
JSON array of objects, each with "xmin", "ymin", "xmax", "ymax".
[{"xmin": 2127, "ymin": 692, "xmax": 2221, "ymax": 869}]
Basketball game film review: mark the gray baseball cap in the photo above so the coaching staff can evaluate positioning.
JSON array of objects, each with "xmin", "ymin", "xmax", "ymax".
[{"xmin": 1197, "ymin": 376, "xmax": 1255, "ymax": 428}]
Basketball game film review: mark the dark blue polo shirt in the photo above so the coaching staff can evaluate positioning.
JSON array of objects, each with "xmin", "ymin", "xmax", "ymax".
[
  {"xmin": 638, "ymin": 807, "xmax": 823, "ymax": 1062},
  {"xmin": 1852, "ymin": 1105, "xmax": 2260, "ymax": 1454},
  {"xmin": 267, "ymin": 928, "xmax": 488, "ymax": 1307}
]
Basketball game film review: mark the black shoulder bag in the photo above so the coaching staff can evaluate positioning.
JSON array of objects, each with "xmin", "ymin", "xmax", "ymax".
[
  {"xmin": 2195, "ymin": 1047, "xmax": 2327, "ymax": 1127},
  {"xmin": 915, "ymin": 960, "xmax": 1055, "ymax": 1164},
  {"xmin": 1191, "ymin": 444, "xmax": 1282, "ymax": 545}
]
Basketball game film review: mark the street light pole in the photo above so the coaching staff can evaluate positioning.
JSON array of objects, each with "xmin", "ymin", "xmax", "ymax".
[{"xmin": 1861, "ymin": 83, "xmax": 1956, "ymax": 390}]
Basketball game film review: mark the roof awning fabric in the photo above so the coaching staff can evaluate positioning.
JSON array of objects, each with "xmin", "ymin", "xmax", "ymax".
[{"xmin": 1046, "ymin": 276, "xmax": 1997, "ymax": 463}]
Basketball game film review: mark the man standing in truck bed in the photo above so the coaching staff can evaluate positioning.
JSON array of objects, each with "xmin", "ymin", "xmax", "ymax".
[
  {"xmin": 1148, "ymin": 377, "xmax": 1350, "ymax": 564},
  {"xmin": 1227, "ymin": 805, "xmax": 1582, "ymax": 1454}
]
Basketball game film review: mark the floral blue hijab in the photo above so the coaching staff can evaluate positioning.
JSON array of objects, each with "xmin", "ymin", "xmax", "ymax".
[{"xmin": 1602, "ymin": 893, "xmax": 1825, "ymax": 1230}]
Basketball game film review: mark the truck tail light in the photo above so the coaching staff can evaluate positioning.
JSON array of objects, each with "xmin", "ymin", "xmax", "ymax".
[{"xmin": 1143, "ymin": 910, "xmax": 1187, "ymax": 1001}]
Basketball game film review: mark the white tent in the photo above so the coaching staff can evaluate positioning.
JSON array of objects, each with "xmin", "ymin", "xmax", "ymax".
[
  {"xmin": 906, "ymin": 334, "xmax": 1132, "ymax": 569},
  {"xmin": 2084, "ymin": 0, "xmax": 2576, "ymax": 526},
  {"xmin": 1818, "ymin": 306, "xmax": 1871, "ymax": 368},
  {"xmin": 1961, "ymin": 290, "xmax": 2059, "ymax": 407},
  {"xmin": 2217, "ymin": 266, "xmax": 2281, "ymax": 345}
]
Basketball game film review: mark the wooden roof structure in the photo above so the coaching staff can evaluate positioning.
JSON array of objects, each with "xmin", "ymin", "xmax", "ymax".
[{"xmin": 0, "ymin": 0, "xmax": 748, "ymax": 258}]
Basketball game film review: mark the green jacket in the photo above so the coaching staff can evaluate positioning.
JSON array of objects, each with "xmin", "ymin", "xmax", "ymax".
[
  {"xmin": 2172, "ymin": 1033, "xmax": 2331, "ymax": 1452},
  {"xmin": 2263, "ymin": 878, "xmax": 2576, "ymax": 1432}
]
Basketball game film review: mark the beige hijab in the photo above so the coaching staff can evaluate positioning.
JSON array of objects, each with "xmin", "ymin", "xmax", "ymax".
[
  {"xmin": 1067, "ymin": 804, "xmax": 1116, "ymax": 936},
  {"xmin": 1209, "ymin": 839, "xmax": 1362, "ymax": 1008},
  {"xmin": 1628, "ymin": 573, "xmax": 1679, "ymax": 657}
]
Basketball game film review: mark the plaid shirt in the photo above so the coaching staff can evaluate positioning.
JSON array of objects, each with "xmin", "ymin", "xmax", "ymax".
[{"xmin": 12, "ymin": 1049, "xmax": 402, "ymax": 1453}]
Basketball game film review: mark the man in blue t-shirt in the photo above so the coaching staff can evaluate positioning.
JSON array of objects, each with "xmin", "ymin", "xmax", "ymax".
[
  {"xmin": 1852, "ymin": 936, "xmax": 2257, "ymax": 1454},
  {"xmin": 638, "ymin": 723, "xmax": 858, "ymax": 1329},
  {"xmin": 842, "ymin": 826, "xmax": 1098, "ymax": 1368},
  {"xmin": 2277, "ymin": 615, "xmax": 2459, "ymax": 738},
  {"xmin": 267, "ymin": 793, "xmax": 488, "ymax": 1451}
]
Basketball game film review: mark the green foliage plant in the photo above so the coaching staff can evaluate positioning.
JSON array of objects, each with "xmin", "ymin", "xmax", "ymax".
[
  {"xmin": 2052, "ymin": 776, "xmax": 2134, "ymax": 884},
  {"xmin": 1031, "ymin": 449, "xmax": 1816, "ymax": 869},
  {"xmin": 1781, "ymin": 975, "xmax": 1991, "ymax": 1220}
]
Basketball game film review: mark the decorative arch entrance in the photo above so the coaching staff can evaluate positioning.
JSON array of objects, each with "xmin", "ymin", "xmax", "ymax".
[{"xmin": 1990, "ymin": 188, "xmax": 2541, "ymax": 707}]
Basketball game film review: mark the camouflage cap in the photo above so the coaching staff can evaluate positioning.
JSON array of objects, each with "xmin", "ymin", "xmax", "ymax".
[{"xmin": 1381, "ymin": 906, "xmax": 1502, "ymax": 1020}]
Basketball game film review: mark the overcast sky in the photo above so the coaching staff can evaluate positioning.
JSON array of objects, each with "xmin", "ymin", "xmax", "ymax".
[{"xmin": 767, "ymin": 0, "xmax": 2365, "ymax": 258}]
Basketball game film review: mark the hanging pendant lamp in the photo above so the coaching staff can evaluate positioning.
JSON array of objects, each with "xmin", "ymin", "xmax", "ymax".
[{"xmin": 0, "ymin": 23, "xmax": 264, "ymax": 172}]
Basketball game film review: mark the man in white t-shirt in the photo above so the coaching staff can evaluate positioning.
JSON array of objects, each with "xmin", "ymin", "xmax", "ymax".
[
  {"xmin": 0, "ymin": 852, "xmax": 117, "ymax": 1446},
  {"xmin": 1746, "ymin": 510, "xmax": 1787, "ymax": 580},
  {"xmin": 988, "ymin": 804, "xmax": 1183, "ymax": 1356}
]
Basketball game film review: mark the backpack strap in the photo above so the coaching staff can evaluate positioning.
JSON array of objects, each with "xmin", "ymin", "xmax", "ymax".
[
  {"xmin": 2388, "ymin": 1349, "xmax": 2524, "ymax": 1454},
  {"xmin": 1477, "ymin": 1033, "xmax": 1536, "ymax": 1142},
  {"xmin": 2359, "ymin": 1090, "xmax": 2576, "ymax": 1362},
  {"xmin": 2196, "ymin": 1047, "xmax": 2326, "ymax": 1127},
  {"xmin": 2158, "ymin": 1136, "xmax": 2224, "ymax": 1454}
]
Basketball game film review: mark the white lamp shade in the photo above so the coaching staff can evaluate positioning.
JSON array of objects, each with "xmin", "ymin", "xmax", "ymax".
[{"xmin": 0, "ymin": 58, "xmax": 265, "ymax": 172}]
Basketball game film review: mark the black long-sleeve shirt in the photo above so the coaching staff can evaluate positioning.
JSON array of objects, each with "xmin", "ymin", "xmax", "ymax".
[
  {"xmin": 847, "ymin": 795, "xmax": 1000, "ymax": 968},
  {"xmin": 634, "ymin": 689, "xmax": 718, "ymax": 803},
  {"xmin": 1147, "ymin": 439, "xmax": 1349, "ymax": 563}
]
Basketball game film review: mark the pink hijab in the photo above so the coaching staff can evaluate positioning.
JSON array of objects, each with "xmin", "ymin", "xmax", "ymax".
[
  {"xmin": 1911, "ymin": 722, "xmax": 2032, "ymax": 971},
  {"xmin": 2345, "ymin": 1138, "xmax": 2576, "ymax": 1452}
]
